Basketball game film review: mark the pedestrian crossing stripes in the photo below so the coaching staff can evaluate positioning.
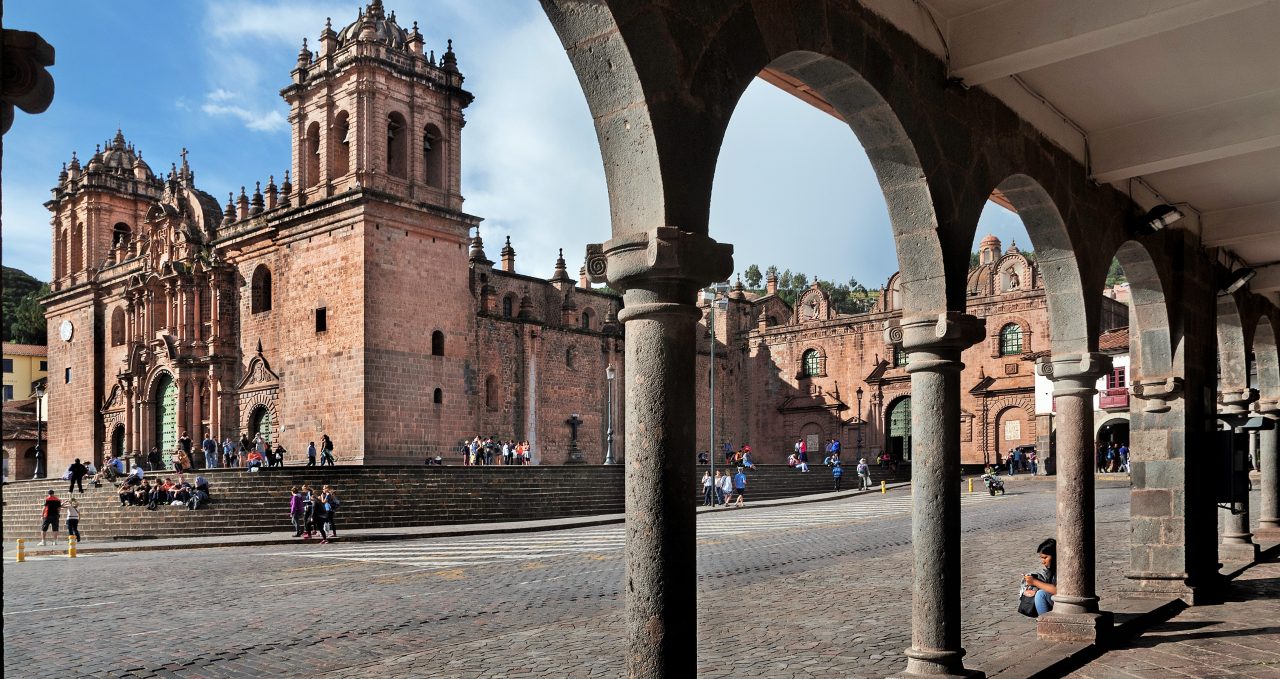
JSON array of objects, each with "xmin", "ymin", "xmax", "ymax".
[{"xmin": 268, "ymin": 492, "xmax": 997, "ymax": 571}]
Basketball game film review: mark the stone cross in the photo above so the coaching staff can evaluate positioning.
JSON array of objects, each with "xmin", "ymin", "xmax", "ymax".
[{"xmin": 566, "ymin": 414, "xmax": 583, "ymax": 442}]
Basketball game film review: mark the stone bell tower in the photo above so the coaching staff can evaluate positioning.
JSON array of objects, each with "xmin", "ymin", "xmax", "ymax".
[{"xmin": 281, "ymin": 0, "xmax": 473, "ymax": 209}]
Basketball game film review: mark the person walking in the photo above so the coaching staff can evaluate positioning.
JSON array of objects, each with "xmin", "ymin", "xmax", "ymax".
[
  {"xmin": 320, "ymin": 434, "xmax": 336, "ymax": 466},
  {"xmin": 319, "ymin": 485, "xmax": 340, "ymax": 539},
  {"xmin": 832, "ymin": 463, "xmax": 844, "ymax": 491},
  {"xmin": 289, "ymin": 487, "xmax": 305, "ymax": 537},
  {"xmin": 730, "ymin": 468, "xmax": 747, "ymax": 508},
  {"xmin": 222, "ymin": 437, "xmax": 237, "ymax": 468},
  {"xmin": 306, "ymin": 441, "xmax": 317, "ymax": 467},
  {"xmin": 39, "ymin": 490, "xmax": 62, "ymax": 546},
  {"xmin": 312, "ymin": 490, "xmax": 332, "ymax": 544},
  {"xmin": 65, "ymin": 498, "xmax": 82, "ymax": 542},
  {"xmin": 1119, "ymin": 443, "xmax": 1130, "ymax": 473},
  {"xmin": 718, "ymin": 470, "xmax": 733, "ymax": 507},
  {"xmin": 857, "ymin": 457, "xmax": 871, "ymax": 491},
  {"xmin": 67, "ymin": 458, "xmax": 88, "ymax": 494},
  {"xmin": 702, "ymin": 471, "xmax": 715, "ymax": 506},
  {"xmin": 300, "ymin": 485, "xmax": 316, "ymax": 539},
  {"xmin": 712, "ymin": 470, "xmax": 725, "ymax": 505}
]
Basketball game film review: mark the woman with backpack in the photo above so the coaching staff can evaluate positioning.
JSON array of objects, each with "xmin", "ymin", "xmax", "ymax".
[
  {"xmin": 857, "ymin": 458, "xmax": 871, "ymax": 491},
  {"xmin": 312, "ymin": 489, "xmax": 332, "ymax": 544},
  {"xmin": 318, "ymin": 485, "xmax": 340, "ymax": 540},
  {"xmin": 65, "ymin": 498, "xmax": 82, "ymax": 542},
  {"xmin": 320, "ymin": 434, "xmax": 336, "ymax": 466}
]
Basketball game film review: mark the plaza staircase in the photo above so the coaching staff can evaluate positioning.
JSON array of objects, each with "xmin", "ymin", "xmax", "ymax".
[{"xmin": 1, "ymin": 463, "xmax": 910, "ymax": 542}]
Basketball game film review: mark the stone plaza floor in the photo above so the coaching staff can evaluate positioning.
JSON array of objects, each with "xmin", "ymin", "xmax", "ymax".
[{"xmin": 1, "ymin": 478, "xmax": 1270, "ymax": 678}]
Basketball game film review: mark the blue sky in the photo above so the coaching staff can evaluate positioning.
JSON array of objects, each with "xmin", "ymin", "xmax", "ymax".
[{"xmin": 2, "ymin": 0, "xmax": 1026, "ymax": 287}]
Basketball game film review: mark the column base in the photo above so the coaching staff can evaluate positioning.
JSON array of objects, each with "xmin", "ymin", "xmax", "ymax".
[
  {"xmin": 1255, "ymin": 520, "xmax": 1280, "ymax": 538},
  {"xmin": 1125, "ymin": 572, "xmax": 1218, "ymax": 606},
  {"xmin": 1036, "ymin": 610, "xmax": 1113, "ymax": 643},
  {"xmin": 1219, "ymin": 541, "xmax": 1260, "ymax": 563},
  {"xmin": 890, "ymin": 648, "xmax": 984, "ymax": 678}
]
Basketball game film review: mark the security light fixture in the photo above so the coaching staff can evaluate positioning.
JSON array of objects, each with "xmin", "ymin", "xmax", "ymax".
[
  {"xmin": 1133, "ymin": 204, "xmax": 1183, "ymax": 235},
  {"xmin": 1221, "ymin": 266, "xmax": 1256, "ymax": 296}
]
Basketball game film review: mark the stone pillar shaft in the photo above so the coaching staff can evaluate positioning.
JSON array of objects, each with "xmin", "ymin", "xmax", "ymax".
[
  {"xmin": 620, "ymin": 292, "xmax": 700, "ymax": 677},
  {"xmin": 1260, "ymin": 424, "xmax": 1279, "ymax": 533},
  {"xmin": 890, "ymin": 313, "xmax": 984, "ymax": 679},
  {"xmin": 1037, "ymin": 353, "xmax": 1112, "ymax": 642}
]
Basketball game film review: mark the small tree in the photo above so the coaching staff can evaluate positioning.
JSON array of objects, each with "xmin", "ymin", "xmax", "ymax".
[
  {"xmin": 744, "ymin": 264, "xmax": 763, "ymax": 289},
  {"xmin": 779, "ymin": 269, "xmax": 793, "ymax": 290}
]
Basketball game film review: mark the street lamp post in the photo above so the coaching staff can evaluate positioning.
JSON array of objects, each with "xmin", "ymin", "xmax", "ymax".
[
  {"xmin": 855, "ymin": 386, "xmax": 864, "ymax": 461},
  {"xmin": 702, "ymin": 283, "xmax": 730, "ymax": 491},
  {"xmin": 604, "ymin": 364, "xmax": 616, "ymax": 464},
  {"xmin": 33, "ymin": 384, "xmax": 46, "ymax": 479}
]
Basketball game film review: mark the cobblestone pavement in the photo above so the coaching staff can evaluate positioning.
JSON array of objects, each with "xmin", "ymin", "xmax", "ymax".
[
  {"xmin": 1067, "ymin": 559, "xmax": 1280, "ymax": 679},
  {"xmin": 1, "ymin": 479, "xmax": 1259, "ymax": 678}
]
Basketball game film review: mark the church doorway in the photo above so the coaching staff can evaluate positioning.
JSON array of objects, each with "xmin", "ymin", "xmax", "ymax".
[
  {"xmin": 995, "ymin": 406, "xmax": 1031, "ymax": 460},
  {"xmin": 249, "ymin": 405, "xmax": 273, "ymax": 446},
  {"xmin": 800, "ymin": 422, "xmax": 823, "ymax": 459},
  {"xmin": 154, "ymin": 373, "xmax": 177, "ymax": 467},
  {"xmin": 110, "ymin": 424, "xmax": 126, "ymax": 462},
  {"xmin": 886, "ymin": 397, "xmax": 912, "ymax": 461}
]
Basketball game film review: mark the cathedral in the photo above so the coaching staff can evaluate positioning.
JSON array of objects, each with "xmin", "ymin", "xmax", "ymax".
[
  {"xmin": 40, "ymin": 1, "xmax": 625, "ymax": 472},
  {"xmin": 36, "ymin": 0, "xmax": 1124, "ymax": 475}
]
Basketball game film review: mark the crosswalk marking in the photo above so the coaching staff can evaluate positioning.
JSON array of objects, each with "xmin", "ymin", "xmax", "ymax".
[{"xmin": 267, "ymin": 492, "xmax": 995, "ymax": 572}]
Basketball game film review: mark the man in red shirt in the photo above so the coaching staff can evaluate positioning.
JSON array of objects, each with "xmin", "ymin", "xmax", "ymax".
[{"xmin": 40, "ymin": 490, "xmax": 62, "ymax": 545}]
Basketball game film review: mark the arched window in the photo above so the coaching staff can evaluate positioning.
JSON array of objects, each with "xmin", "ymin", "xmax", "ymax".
[
  {"xmin": 305, "ymin": 121, "xmax": 321, "ymax": 188},
  {"xmin": 331, "ymin": 111, "xmax": 350, "ymax": 177},
  {"xmin": 112, "ymin": 222, "xmax": 132, "ymax": 246},
  {"xmin": 423, "ymin": 123, "xmax": 443, "ymax": 187},
  {"xmin": 55, "ymin": 233, "xmax": 66, "ymax": 279},
  {"xmin": 485, "ymin": 375, "xmax": 498, "ymax": 410},
  {"xmin": 999, "ymin": 323, "xmax": 1024, "ymax": 355},
  {"xmin": 70, "ymin": 223, "xmax": 84, "ymax": 272},
  {"xmin": 251, "ymin": 265, "xmax": 272, "ymax": 314},
  {"xmin": 801, "ymin": 348, "xmax": 821, "ymax": 377},
  {"xmin": 387, "ymin": 112, "xmax": 408, "ymax": 179},
  {"xmin": 431, "ymin": 330, "xmax": 445, "ymax": 356},
  {"xmin": 581, "ymin": 308, "xmax": 594, "ymax": 330},
  {"xmin": 110, "ymin": 307, "xmax": 125, "ymax": 346},
  {"xmin": 502, "ymin": 294, "xmax": 515, "ymax": 318},
  {"xmin": 433, "ymin": 388, "xmax": 443, "ymax": 404}
]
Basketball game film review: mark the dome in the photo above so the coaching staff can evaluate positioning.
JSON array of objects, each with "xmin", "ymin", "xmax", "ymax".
[
  {"xmin": 91, "ymin": 129, "xmax": 153, "ymax": 180},
  {"xmin": 979, "ymin": 234, "xmax": 1001, "ymax": 249},
  {"xmin": 338, "ymin": 1, "xmax": 409, "ymax": 49}
]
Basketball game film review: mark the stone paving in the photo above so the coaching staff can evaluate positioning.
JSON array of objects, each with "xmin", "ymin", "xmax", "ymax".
[
  {"xmin": 0, "ymin": 479, "xmax": 1263, "ymax": 678},
  {"xmin": 1067, "ymin": 559, "xmax": 1280, "ymax": 679}
]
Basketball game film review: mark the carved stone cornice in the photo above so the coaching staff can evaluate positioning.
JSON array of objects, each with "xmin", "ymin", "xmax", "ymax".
[{"xmin": 1130, "ymin": 376, "xmax": 1184, "ymax": 414}]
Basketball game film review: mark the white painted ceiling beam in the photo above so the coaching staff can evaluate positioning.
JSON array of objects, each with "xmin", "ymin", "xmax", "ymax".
[
  {"xmin": 1203, "ymin": 202, "xmax": 1280, "ymax": 247},
  {"xmin": 1089, "ymin": 88, "xmax": 1280, "ymax": 183},
  {"xmin": 1251, "ymin": 263, "xmax": 1280, "ymax": 293},
  {"xmin": 945, "ymin": 0, "xmax": 1269, "ymax": 86}
]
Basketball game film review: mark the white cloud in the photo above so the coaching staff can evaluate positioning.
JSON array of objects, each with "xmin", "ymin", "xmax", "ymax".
[{"xmin": 201, "ymin": 91, "xmax": 289, "ymax": 132}]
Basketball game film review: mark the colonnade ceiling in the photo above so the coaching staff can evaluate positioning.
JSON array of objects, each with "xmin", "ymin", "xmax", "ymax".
[{"xmin": 857, "ymin": 0, "xmax": 1280, "ymax": 302}]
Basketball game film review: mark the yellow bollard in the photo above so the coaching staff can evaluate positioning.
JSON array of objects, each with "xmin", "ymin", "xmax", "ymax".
[
  {"xmin": 68, "ymin": 536, "xmax": 77, "ymax": 559},
  {"xmin": 968, "ymin": 478, "xmax": 974, "ymax": 494},
  {"xmin": 881, "ymin": 480, "xmax": 886, "ymax": 494},
  {"xmin": 15, "ymin": 538, "xmax": 25, "ymax": 563}
]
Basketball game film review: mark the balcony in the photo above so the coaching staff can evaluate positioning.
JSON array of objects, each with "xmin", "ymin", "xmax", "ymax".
[{"xmin": 1100, "ymin": 388, "xmax": 1129, "ymax": 410}]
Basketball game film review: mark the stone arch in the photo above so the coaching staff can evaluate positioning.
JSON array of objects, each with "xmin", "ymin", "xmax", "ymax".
[
  {"xmin": 1109, "ymin": 240, "xmax": 1175, "ymax": 381},
  {"xmin": 581, "ymin": 307, "xmax": 594, "ymax": 330},
  {"xmin": 990, "ymin": 397, "xmax": 1036, "ymax": 458},
  {"xmin": 1252, "ymin": 315, "xmax": 1279, "ymax": 401},
  {"xmin": 250, "ymin": 264, "xmax": 272, "ymax": 314},
  {"xmin": 885, "ymin": 396, "xmax": 912, "ymax": 461},
  {"xmin": 70, "ymin": 221, "xmax": 84, "ymax": 272},
  {"xmin": 110, "ymin": 306, "xmax": 126, "ymax": 346},
  {"xmin": 423, "ymin": 122, "xmax": 443, "ymax": 187},
  {"xmin": 799, "ymin": 346, "xmax": 825, "ymax": 378},
  {"xmin": 331, "ymin": 110, "xmax": 351, "ymax": 178},
  {"xmin": 305, "ymin": 121, "xmax": 321, "ymax": 188},
  {"xmin": 433, "ymin": 387, "xmax": 443, "ymax": 405},
  {"xmin": 112, "ymin": 221, "xmax": 132, "ymax": 246},
  {"xmin": 241, "ymin": 393, "xmax": 279, "ymax": 441},
  {"xmin": 983, "ymin": 175, "xmax": 1091, "ymax": 356},
  {"xmin": 1217, "ymin": 294, "xmax": 1249, "ymax": 393},
  {"xmin": 502, "ymin": 293, "xmax": 515, "ymax": 318},
  {"xmin": 387, "ymin": 111, "xmax": 408, "ymax": 179},
  {"xmin": 431, "ymin": 330, "xmax": 445, "ymax": 356},
  {"xmin": 485, "ymin": 374, "xmax": 499, "ymax": 410}
]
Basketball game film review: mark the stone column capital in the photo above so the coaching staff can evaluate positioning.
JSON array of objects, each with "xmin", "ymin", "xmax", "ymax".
[
  {"xmin": 1218, "ymin": 387, "xmax": 1259, "ymax": 415},
  {"xmin": 586, "ymin": 227, "xmax": 733, "ymax": 316},
  {"xmin": 1130, "ymin": 376, "xmax": 1185, "ymax": 413},
  {"xmin": 1252, "ymin": 398, "xmax": 1280, "ymax": 418},
  {"xmin": 1037, "ymin": 353, "xmax": 1112, "ymax": 394},
  {"xmin": 883, "ymin": 313, "xmax": 985, "ymax": 373}
]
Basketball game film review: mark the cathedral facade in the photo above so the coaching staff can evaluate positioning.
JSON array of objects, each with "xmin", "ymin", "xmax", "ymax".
[{"xmin": 40, "ymin": 2, "xmax": 624, "ymax": 472}]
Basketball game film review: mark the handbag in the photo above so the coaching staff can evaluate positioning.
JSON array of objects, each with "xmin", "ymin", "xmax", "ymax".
[{"xmin": 1017, "ymin": 592, "xmax": 1038, "ymax": 617}]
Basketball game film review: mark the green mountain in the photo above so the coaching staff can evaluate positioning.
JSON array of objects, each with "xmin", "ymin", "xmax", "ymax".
[{"xmin": 2, "ymin": 266, "xmax": 49, "ymax": 344}]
